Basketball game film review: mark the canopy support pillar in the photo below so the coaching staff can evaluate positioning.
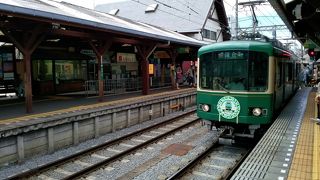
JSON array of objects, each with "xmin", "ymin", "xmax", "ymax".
[
  {"xmin": 89, "ymin": 40, "xmax": 112, "ymax": 102},
  {"xmin": 1, "ymin": 25, "xmax": 47, "ymax": 113},
  {"xmin": 136, "ymin": 44, "xmax": 157, "ymax": 95}
]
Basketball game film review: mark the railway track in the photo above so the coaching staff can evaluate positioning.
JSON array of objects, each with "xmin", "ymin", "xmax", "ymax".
[
  {"xmin": 167, "ymin": 137, "xmax": 251, "ymax": 180},
  {"xmin": 9, "ymin": 111, "xmax": 199, "ymax": 180}
]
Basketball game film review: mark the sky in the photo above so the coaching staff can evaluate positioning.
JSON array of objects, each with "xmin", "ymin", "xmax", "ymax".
[{"xmin": 61, "ymin": 0, "xmax": 302, "ymax": 52}]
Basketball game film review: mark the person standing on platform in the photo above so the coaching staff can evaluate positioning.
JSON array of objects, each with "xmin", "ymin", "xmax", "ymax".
[
  {"xmin": 298, "ymin": 65, "xmax": 308, "ymax": 88},
  {"xmin": 170, "ymin": 64, "xmax": 176, "ymax": 90},
  {"xmin": 193, "ymin": 63, "xmax": 197, "ymax": 87},
  {"xmin": 186, "ymin": 66, "xmax": 194, "ymax": 87},
  {"xmin": 175, "ymin": 64, "xmax": 182, "ymax": 89},
  {"xmin": 15, "ymin": 75, "xmax": 24, "ymax": 98}
]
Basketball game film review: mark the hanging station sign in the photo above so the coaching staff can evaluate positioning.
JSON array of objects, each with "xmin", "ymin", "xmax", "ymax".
[
  {"xmin": 116, "ymin": 53, "xmax": 137, "ymax": 62},
  {"xmin": 154, "ymin": 51, "xmax": 170, "ymax": 59}
]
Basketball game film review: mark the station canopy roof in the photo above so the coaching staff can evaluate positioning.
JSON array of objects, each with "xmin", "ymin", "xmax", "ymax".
[
  {"xmin": 269, "ymin": 0, "xmax": 320, "ymax": 48},
  {"xmin": 0, "ymin": 0, "xmax": 207, "ymax": 47}
]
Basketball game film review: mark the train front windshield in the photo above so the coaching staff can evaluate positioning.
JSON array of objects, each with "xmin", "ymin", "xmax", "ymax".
[{"xmin": 199, "ymin": 50, "xmax": 268, "ymax": 92}]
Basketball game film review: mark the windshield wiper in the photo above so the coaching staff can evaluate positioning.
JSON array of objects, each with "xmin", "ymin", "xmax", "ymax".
[{"xmin": 216, "ymin": 81, "xmax": 229, "ymax": 93}]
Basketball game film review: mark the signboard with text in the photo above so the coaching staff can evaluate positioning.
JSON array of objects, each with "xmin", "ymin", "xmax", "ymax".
[
  {"xmin": 149, "ymin": 64, "xmax": 154, "ymax": 75},
  {"xmin": 117, "ymin": 53, "xmax": 137, "ymax": 62}
]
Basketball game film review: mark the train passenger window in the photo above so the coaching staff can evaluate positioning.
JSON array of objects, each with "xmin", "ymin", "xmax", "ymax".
[
  {"xmin": 287, "ymin": 63, "xmax": 293, "ymax": 82},
  {"xmin": 276, "ymin": 62, "xmax": 283, "ymax": 88},
  {"xmin": 248, "ymin": 51, "xmax": 268, "ymax": 91}
]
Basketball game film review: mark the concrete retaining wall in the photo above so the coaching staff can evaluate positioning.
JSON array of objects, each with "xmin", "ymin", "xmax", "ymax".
[{"xmin": 0, "ymin": 91, "xmax": 196, "ymax": 167}]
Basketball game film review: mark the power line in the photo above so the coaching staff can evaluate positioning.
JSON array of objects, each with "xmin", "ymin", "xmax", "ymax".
[
  {"xmin": 223, "ymin": 0, "xmax": 233, "ymax": 8},
  {"xmin": 130, "ymin": 0, "xmax": 230, "ymax": 32},
  {"xmin": 229, "ymin": 17, "xmax": 253, "ymax": 24},
  {"xmin": 153, "ymin": 0, "xmax": 189, "ymax": 14},
  {"xmin": 129, "ymin": 0, "xmax": 204, "ymax": 26},
  {"xmin": 233, "ymin": 1, "xmax": 293, "ymax": 39},
  {"xmin": 254, "ymin": 5, "xmax": 291, "ymax": 38},
  {"xmin": 174, "ymin": 0, "xmax": 200, "ymax": 15},
  {"xmin": 255, "ymin": 4, "xmax": 291, "ymax": 38}
]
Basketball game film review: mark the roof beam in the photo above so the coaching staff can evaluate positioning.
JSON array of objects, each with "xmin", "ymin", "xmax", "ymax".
[
  {"xmin": 50, "ymin": 28, "xmax": 149, "ymax": 45},
  {"xmin": 50, "ymin": 29, "xmax": 106, "ymax": 39}
]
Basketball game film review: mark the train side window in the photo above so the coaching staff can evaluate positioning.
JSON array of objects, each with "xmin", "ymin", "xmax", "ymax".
[
  {"xmin": 248, "ymin": 51, "xmax": 268, "ymax": 91},
  {"xmin": 276, "ymin": 62, "xmax": 283, "ymax": 88},
  {"xmin": 287, "ymin": 63, "xmax": 293, "ymax": 83}
]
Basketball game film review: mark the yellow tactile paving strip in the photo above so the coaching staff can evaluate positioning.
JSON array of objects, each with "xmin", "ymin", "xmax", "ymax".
[
  {"xmin": 288, "ymin": 91, "xmax": 320, "ymax": 180},
  {"xmin": 313, "ymin": 93, "xmax": 320, "ymax": 180},
  {"xmin": 0, "ymin": 88, "xmax": 194, "ymax": 125}
]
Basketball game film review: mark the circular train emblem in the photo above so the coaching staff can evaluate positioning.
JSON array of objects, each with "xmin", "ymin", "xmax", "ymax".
[{"xmin": 217, "ymin": 96, "xmax": 240, "ymax": 119}]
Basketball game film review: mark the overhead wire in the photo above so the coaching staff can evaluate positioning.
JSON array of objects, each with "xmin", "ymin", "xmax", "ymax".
[
  {"xmin": 256, "ymin": 4, "xmax": 292, "ymax": 38},
  {"xmin": 225, "ymin": 0, "xmax": 300, "ymax": 50},
  {"xmin": 150, "ymin": 0, "xmax": 232, "ymax": 30},
  {"xmin": 130, "ymin": 0, "xmax": 269, "ymax": 36},
  {"xmin": 174, "ymin": 0, "xmax": 201, "ymax": 15},
  {"xmin": 129, "ymin": 0, "xmax": 204, "ymax": 26},
  {"xmin": 246, "ymin": 0, "xmax": 291, "ymax": 38},
  {"xmin": 254, "ymin": 4, "xmax": 291, "ymax": 38},
  {"xmin": 221, "ymin": 0, "xmax": 256, "ymax": 27},
  {"xmin": 231, "ymin": 1, "xmax": 289, "ymax": 39},
  {"xmin": 215, "ymin": 0, "xmax": 251, "ymax": 31},
  {"xmin": 153, "ymin": 0, "xmax": 191, "ymax": 14}
]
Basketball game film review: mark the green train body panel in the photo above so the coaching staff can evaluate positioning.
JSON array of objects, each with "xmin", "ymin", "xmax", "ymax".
[
  {"xmin": 197, "ymin": 91, "xmax": 274, "ymax": 125},
  {"xmin": 198, "ymin": 41, "xmax": 274, "ymax": 57}
]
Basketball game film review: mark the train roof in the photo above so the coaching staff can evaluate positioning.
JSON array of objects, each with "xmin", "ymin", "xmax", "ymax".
[{"xmin": 198, "ymin": 40, "xmax": 274, "ymax": 56}]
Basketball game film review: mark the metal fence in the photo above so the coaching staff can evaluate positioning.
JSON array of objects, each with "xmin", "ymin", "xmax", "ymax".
[
  {"xmin": 150, "ymin": 76, "xmax": 172, "ymax": 88},
  {"xmin": 84, "ymin": 78, "xmax": 141, "ymax": 96},
  {"xmin": 84, "ymin": 77, "xmax": 172, "ymax": 96}
]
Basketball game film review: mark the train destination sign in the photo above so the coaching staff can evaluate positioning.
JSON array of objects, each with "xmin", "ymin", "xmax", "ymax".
[{"xmin": 217, "ymin": 51, "xmax": 246, "ymax": 60}]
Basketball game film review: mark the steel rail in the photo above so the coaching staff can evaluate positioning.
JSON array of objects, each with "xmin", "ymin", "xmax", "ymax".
[
  {"xmin": 222, "ymin": 147, "xmax": 252, "ymax": 180},
  {"xmin": 64, "ymin": 115, "xmax": 200, "ymax": 179},
  {"xmin": 9, "ymin": 110, "xmax": 196, "ymax": 180},
  {"xmin": 167, "ymin": 132, "xmax": 253, "ymax": 180},
  {"xmin": 166, "ymin": 133, "xmax": 221, "ymax": 180}
]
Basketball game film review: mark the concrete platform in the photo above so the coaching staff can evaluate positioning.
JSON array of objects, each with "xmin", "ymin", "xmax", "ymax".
[
  {"xmin": 0, "ymin": 87, "xmax": 182, "ymax": 121},
  {"xmin": 0, "ymin": 87, "xmax": 196, "ymax": 167},
  {"xmin": 231, "ymin": 87, "xmax": 320, "ymax": 180}
]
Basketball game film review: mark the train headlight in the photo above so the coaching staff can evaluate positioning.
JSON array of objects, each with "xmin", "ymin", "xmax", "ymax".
[
  {"xmin": 201, "ymin": 104, "xmax": 210, "ymax": 112},
  {"xmin": 252, "ymin": 108, "xmax": 262, "ymax": 116}
]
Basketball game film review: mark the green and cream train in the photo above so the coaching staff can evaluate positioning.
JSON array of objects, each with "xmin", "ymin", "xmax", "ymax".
[{"xmin": 197, "ymin": 40, "xmax": 301, "ymax": 138}]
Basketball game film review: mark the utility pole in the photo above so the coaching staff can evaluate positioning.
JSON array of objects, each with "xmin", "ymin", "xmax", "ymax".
[
  {"xmin": 272, "ymin": 25, "xmax": 277, "ymax": 39},
  {"xmin": 235, "ymin": 0, "xmax": 238, "ymax": 39},
  {"xmin": 251, "ymin": 5, "xmax": 258, "ymax": 37},
  {"xmin": 238, "ymin": 1, "xmax": 265, "ymax": 38}
]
